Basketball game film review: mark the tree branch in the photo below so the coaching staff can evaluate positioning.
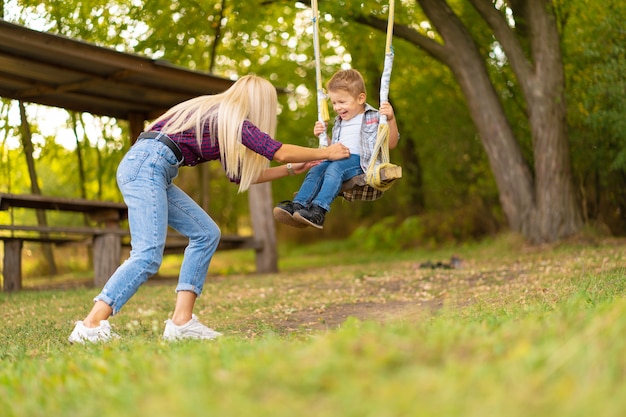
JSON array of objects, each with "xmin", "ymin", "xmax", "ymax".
[
  {"xmin": 356, "ymin": 15, "xmax": 449, "ymax": 64},
  {"xmin": 467, "ymin": 0, "xmax": 533, "ymax": 83}
]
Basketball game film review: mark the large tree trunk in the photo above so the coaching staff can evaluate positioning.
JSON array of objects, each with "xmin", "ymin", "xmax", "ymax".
[
  {"xmin": 469, "ymin": 0, "xmax": 582, "ymax": 242},
  {"xmin": 526, "ymin": 0, "xmax": 582, "ymax": 241},
  {"xmin": 360, "ymin": 0, "xmax": 582, "ymax": 243}
]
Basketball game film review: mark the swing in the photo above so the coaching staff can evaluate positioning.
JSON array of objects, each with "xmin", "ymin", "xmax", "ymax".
[{"xmin": 311, "ymin": 0, "xmax": 402, "ymax": 202}]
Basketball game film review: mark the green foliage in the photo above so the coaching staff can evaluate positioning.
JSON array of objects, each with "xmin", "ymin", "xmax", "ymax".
[
  {"xmin": 564, "ymin": 0, "xmax": 626, "ymax": 171},
  {"xmin": 563, "ymin": 0, "xmax": 626, "ymax": 232},
  {"xmin": 3, "ymin": 0, "xmax": 626, "ymax": 239},
  {"xmin": 346, "ymin": 198, "xmax": 503, "ymax": 251},
  {"xmin": 346, "ymin": 215, "xmax": 427, "ymax": 251},
  {"xmin": 12, "ymin": 0, "xmax": 139, "ymax": 47}
]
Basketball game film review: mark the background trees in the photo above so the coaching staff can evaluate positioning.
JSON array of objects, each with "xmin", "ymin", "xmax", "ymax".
[{"xmin": 1, "ymin": 0, "xmax": 624, "ymax": 245}]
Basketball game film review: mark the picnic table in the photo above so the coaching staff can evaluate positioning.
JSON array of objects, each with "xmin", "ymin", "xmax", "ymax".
[{"xmin": 0, "ymin": 193, "xmax": 262, "ymax": 292}]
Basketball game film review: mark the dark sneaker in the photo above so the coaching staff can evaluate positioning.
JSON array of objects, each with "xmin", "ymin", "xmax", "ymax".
[
  {"xmin": 273, "ymin": 200, "xmax": 307, "ymax": 228},
  {"xmin": 294, "ymin": 204, "xmax": 326, "ymax": 229}
]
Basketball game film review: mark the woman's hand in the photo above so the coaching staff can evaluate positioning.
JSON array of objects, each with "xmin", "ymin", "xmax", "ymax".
[
  {"xmin": 325, "ymin": 143, "xmax": 350, "ymax": 161},
  {"xmin": 292, "ymin": 161, "xmax": 321, "ymax": 174}
]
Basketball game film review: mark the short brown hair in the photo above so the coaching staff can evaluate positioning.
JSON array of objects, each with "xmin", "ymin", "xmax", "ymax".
[{"xmin": 327, "ymin": 69, "xmax": 366, "ymax": 98}]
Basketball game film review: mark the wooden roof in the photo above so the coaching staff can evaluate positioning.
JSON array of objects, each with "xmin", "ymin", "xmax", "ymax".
[{"xmin": 0, "ymin": 20, "xmax": 234, "ymax": 121}]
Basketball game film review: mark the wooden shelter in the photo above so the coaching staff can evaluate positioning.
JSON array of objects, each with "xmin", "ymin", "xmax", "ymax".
[
  {"xmin": 0, "ymin": 20, "xmax": 278, "ymax": 273},
  {"xmin": 0, "ymin": 20, "xmax": 235, "ymax": 138}
]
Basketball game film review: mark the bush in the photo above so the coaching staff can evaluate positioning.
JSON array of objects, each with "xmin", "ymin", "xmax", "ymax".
[{"xmin": 347, "ymin": 199, "xmax": 503, "ymax": 251}]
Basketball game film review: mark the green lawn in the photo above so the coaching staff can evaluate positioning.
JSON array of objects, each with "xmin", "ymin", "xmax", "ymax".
[{"xmin": 1, "ymin": 234, "xmax": 625, "ymax": 417}]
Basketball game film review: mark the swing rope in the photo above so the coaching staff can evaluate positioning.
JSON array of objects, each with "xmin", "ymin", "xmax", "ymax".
[
  {"xmin": 363, "ymin": 0, "xmax": 400, "ymax": 192},
  {"xmin": 311, "ymin": 0, "xmax": 330, "ymax": 149}
]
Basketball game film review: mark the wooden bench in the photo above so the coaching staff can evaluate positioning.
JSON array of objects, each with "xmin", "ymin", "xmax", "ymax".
[
  {"xmin": 1, "ymin": 193, "xmax": 128, "ymax": 291},
  {"xmin": 0, "ymin": 193, "xmax": 262, "ymax": 292}
]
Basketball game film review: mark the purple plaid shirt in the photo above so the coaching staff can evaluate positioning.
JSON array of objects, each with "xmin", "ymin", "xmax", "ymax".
[{"xmin": 150, "ymin": 119, "xmax": 283, "ymax": 176}]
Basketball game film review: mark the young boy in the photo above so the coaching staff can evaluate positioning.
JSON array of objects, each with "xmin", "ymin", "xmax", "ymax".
[{"xmin": 274, "ymin": 69, "xmax": 399, "ymax": 229}]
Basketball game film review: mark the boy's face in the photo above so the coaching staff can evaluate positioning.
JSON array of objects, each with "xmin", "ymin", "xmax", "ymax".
[{"xmin": 328, "ymin": 89, "xmax": 366, "ymax": 121}]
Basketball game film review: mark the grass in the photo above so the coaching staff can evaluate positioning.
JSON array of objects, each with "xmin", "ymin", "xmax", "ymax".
[{"xmin": 1, "ymin": 233, "xmax": 626, "ymax": 417}]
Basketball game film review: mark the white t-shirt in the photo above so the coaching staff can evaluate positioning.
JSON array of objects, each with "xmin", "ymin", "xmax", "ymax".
[{"xmin": 335, "ymin": 113, "xmax": 364, "ymax": 155}]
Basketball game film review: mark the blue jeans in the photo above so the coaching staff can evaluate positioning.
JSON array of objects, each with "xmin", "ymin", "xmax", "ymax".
[
  {"xmin": 293, "ymin": 154, "xmax": 362, "ymax": 212},
  {"xmin": 94, "ymin": 139, "xmax": 220, "ymax": 315}
]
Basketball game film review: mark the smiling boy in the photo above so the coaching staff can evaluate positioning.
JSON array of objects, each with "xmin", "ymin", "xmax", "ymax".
[{"xmin": 274, "ymin": 69, "xmax": 399, "ymax": 229}]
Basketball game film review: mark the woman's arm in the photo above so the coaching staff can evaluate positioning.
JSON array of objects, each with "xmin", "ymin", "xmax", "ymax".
[
  {"xmin": 254, "ymin": 143, "xmax": 349, "ymax": 184},
  {"xmin": 255, "ymin": 163, "xmax": 309, "ymax": 183},
  {"xmin": 272, "ymin": 142, "xmax": 349, "ymax": 164}
]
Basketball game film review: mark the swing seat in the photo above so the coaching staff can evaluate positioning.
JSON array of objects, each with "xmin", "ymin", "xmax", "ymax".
[
  {"xmin": 341, "ymin": 165, "xmax": 402, "ymax": 192},
  {"xmin": 340, "ymin": 165, "xmax": 402, "ymax": 202}
]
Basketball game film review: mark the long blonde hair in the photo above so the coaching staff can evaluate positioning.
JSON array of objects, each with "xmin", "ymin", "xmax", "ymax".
[{"xmin": 147, "ymin": 75, "xmax": 278, "ymax": 192}]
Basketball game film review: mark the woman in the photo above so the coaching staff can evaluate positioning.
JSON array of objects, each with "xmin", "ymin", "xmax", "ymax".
[{"xmin": 69, "ymin": 75, "xmax": 350, "ymax": 343}]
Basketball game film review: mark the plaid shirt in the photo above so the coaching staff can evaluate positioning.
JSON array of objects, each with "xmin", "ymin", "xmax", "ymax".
[
  {"xmin": 330, "ymin": 104, "xmax": 385, "ymax": 202},
  {"xmin": 150, "ymin": 119, "xmax": 282, "ymax": 181},
  {"xmin": 330, "ymin": 103, "xmax": 379, "ymax": 172}
]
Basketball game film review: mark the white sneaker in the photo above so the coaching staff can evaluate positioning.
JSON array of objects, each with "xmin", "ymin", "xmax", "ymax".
[
  {"xmin": 163, "ymin": 314, "xmax": 222, "ymax": 341},
  {"xmin": 68, "ymin": 320, "xmax": 119, "ymax": 344}
]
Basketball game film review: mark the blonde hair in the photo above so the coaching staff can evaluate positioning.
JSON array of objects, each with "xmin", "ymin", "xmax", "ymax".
[
  {"xmin": 327, "ymin": 69, "xmax": 366, "ymax": 98},
  {"xmin": 147, "ymin": 75, "xmax": 278, "ymax": 192}
]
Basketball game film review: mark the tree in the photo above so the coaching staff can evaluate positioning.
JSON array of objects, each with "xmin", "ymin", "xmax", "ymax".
[
  {"xmin": 357, "ymin": 0, "xmax": 582, "ymax": 243},
  {"xmin": 18, "ymin": 101, "xmax": 58, "ymax": 275},
  {"xmin": 563, "ymin": 0, "xmax": 626, "ymax": 233}
]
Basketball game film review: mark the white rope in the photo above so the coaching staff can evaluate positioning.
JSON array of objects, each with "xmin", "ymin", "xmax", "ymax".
[
  {"xmin": 365, "ymin": 1, "xmax": 399, "ymax": 192},
  {"xmin": 311, "ymin": 0, "xmax": 329, "ymax": 148}
]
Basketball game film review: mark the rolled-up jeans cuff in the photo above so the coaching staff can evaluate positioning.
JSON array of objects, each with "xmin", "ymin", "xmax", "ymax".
[
  {"xmin": 93, "ymin": 294, "xmax": 117, "ymax": 315},
  {"xmin": 175, "ymin": 283, "xmax": 202, "ymax": 297}
]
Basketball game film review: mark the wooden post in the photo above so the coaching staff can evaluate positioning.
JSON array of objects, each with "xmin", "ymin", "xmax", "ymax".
[
  {"xmin": 128, "ymin": 112, "xmax": 146, "ymax": 145},
  {"xmin": 2, "ymin": 239, "xmax": 23, "ymax": 292},
  {"xmin": 248, "ymin": 183, "xmax": 278, "ymax": 273},
  {"xmin": 92, "ymin": 233, "xmax": 120, "ymax": 288},
  {"xmin": 89, "ymin": 210, "xmax": 124, "ymax": 288}
]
